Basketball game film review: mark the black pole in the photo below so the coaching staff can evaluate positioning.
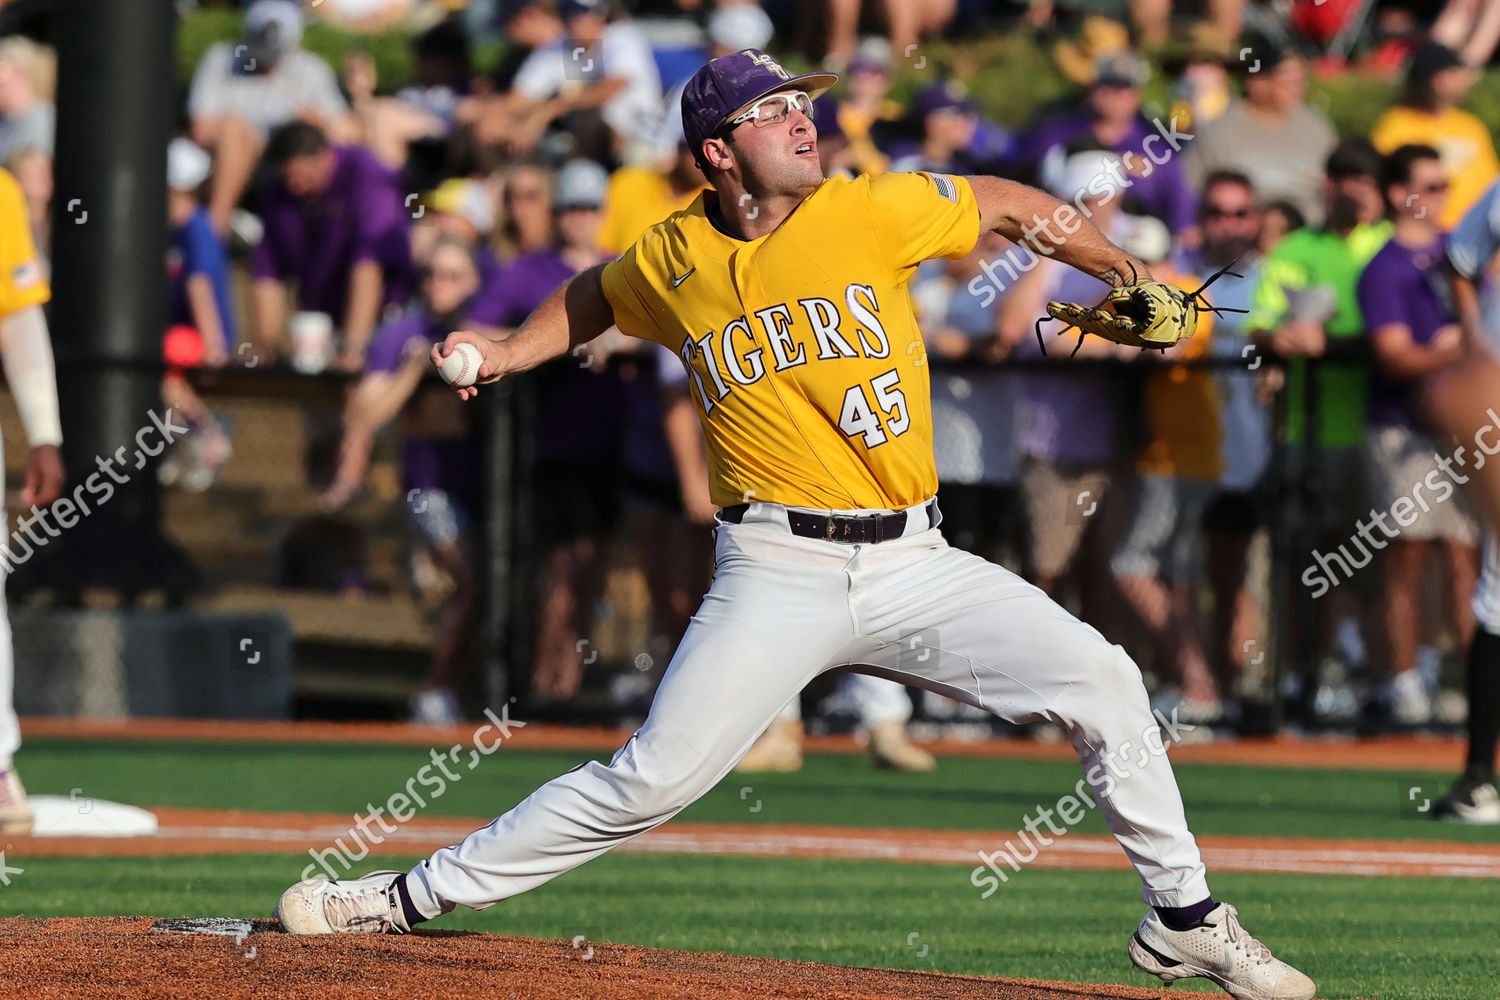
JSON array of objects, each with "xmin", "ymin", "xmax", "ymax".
[{"xmin": 36, "ymin": 0, "xmax": 183, "ymax": 597}]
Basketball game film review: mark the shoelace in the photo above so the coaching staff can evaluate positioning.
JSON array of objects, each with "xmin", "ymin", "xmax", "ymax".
[
  {"xmin": 323, "ymin": 881, "xmax": 398, "ymax": 933},
  {"xmin": 1205, "ymin": 906, "xmax": 1273, "ymax": 965}
]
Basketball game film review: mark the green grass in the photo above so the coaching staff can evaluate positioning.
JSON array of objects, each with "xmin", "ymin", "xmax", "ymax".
[
  {"xmin": 14, "ymin": 737, "xmax": 1500, "ymax": 844},
  {"xmin": 1, "ymin": 852, "xmax": 1495, "ymax": 1000},
  {"xmin": 6, "ymin": 737, "xmax": 1496, "ymax": 997}
]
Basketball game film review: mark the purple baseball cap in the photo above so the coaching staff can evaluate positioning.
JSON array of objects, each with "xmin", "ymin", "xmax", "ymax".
[{"xmin": 681, "ymin": 48, "xmax": 838, "ymax": 159}]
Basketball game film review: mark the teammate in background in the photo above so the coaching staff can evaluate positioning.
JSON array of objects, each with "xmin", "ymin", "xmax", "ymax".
[
  {"xmin": 320, "ymin": 238, "xmax": 487, "ymax": 725},
  {"xmin": 0, "ymin": 165, "xmax": 65, "ymax": 834},
  {"xmin": 1358, "ymin": 144, "xmax": 1477, "ymax": 728},
  {"xmin": 1434, "ymin": 176, "xmax": 1500, "ymax": 821},
  {"xmin": 278, "ymin": 50, "xmax": 1316, "ymax": 1000}
]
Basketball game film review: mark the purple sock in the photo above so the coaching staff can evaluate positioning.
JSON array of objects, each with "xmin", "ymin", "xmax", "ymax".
[
  {"xmin": 1154, "ymin": 897, "xmax": 1217, "ymax": 931},
  {"xmin": 393, "ymin": 874, "xmax": 428, "ymax": 929}
]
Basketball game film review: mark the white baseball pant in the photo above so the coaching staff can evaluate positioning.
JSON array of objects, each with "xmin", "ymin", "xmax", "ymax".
[
  {"xmin": 0, "ymin": 598, "xmax": 14, "ymax": 773},
  {"xmin": 0, "ymin": 551, "xmax": 15, "ymax": 771},
  {"xmin": 404, "ymin": 501, "xmax": 1210, "ymax": 917}
]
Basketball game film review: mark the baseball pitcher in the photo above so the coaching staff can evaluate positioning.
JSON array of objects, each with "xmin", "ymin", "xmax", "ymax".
[{"xmin": 277, "ymin": 50, "xmax": 1314, "ymax": 1000}]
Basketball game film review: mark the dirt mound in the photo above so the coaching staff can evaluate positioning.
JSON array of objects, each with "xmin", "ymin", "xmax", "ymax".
[{"xmin": 0, "ymin": 917, "xmax": 1175, "ymax": 999}]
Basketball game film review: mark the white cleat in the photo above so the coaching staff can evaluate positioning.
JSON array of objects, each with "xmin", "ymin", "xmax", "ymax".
[
  {"xmin": 0, "ymin": 768, "xmax": 33, "ymax": 836},
  {"xmin": 275, "ymin": 870, "xmax": 411, "ymax": 935},
  {"xmin": 1129, "ymin": 903, "xmax": 1316, "ymax": 1000}
]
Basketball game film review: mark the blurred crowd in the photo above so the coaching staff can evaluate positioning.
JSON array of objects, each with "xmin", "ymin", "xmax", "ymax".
[{"xmin": 4, "ymin": 0, "xmax": 1498, "ymax": 742}]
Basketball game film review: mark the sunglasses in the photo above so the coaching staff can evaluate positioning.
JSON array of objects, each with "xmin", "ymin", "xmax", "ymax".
[
  {"xmin": 724, "ymin": 90, "xmax": 814, "ymax": 133},
  {"xmin": 1205, "ymin": 206, "xmax": 1253, "ymax": 219}
]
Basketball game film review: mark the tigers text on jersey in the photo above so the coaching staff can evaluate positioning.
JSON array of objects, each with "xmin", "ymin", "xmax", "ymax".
[{"xmin": 601, "ymin": 171, "xmax": 980, "ymax": 510}]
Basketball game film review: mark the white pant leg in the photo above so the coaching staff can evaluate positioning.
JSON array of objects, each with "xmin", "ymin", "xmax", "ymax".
[
  {"xmin": 405, "ymin": 520, "xmax": 858, "ymax": 916},
  {"xmin": 842, "ymin": 529, "xmax": 1209, "ymax": 907},
  {"xmin": 844, "ymin": 673, "xmax": 911, "ymax": 726},
  {"xmin": 0, "ymin": 595, "xmax": 14, "ymax": 772}
]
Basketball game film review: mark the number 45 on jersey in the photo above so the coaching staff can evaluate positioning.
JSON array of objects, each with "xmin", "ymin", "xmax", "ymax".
[{"xmin": 840, "ymin": 369, "xmax": 909, "ymax": 448}]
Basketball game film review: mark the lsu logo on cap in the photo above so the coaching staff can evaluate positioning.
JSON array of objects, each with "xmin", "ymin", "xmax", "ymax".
[{"xmin": 746, "ymin": 50, "xmax": 790, "ymax": 80}]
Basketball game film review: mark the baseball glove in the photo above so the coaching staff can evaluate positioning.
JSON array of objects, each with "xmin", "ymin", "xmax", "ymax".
[{"xmin": 1035, "ymin": 262, "xmax": 1244, "ymax": 357}]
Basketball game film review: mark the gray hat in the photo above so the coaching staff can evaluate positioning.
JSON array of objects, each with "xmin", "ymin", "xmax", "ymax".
[
  {"xmin": 553, "ymin": 159, "xmax": 608, "ymax": 210},
  {"xmin": 708, "ymin": 6, "xmax": 774, "ymax": 51},
  {"xmin": 244, "ymin": 0, "xmax": 303, "ymax": 68}
]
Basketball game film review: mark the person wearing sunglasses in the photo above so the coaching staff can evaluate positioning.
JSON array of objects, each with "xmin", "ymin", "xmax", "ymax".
[
  {"xmin": 1372, "ymin": 41, "xmax": 1498, "ymax": 229},
  {"xmin": 1179, "ymin": 171, "xmax": 1272, "ymax": 721},
  {"xmin": 282, "ymin": 47, "xmax": 1316, "ymax": 1000},
  {"xmin": 1355, "ymin": 143, "xmax": 1477, "ymax": 730}
]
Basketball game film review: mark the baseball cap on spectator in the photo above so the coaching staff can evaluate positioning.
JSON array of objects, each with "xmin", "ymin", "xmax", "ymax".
[
  {"xmin": 1407, "ymin": 40, "xmax": 1467, "ymax": 80},
  {"xmin": 1054, "ymin": 16, "xmax": 1130, "ymax": 86},
  {"xmin": 553, "ymin": 159, "xmax": 608, "ymax": 211},
  {"xmin": 709, "ymin": 5, "xmax": 774, "ymax": 53},
  {"xmin": 849, "ymin": 36, "xmax": 894, "ymax": 76},
  {"xmin": 1181, "ymin": 22, "xmax": 1233, "ymax": 65},
  {"xmin": 559, "ymin": 0, "xmax": 605, "ymax": 19},
  {"xmin": 430, "ymin": 178, "xmax": 496, "ymax": 236},
  {"xmin": 1093, "ymin": 50, "xmax": 1147, "ymax": 89},
  {"xmin": 243, "ymin": 0, "xmax": 304, "ymax": 69},
  {"xmin": 681, "ymin": 49, "xmax": 838, "ymax": 160},
  {"xmin": 910, "ymin": 81, "xmax": 976, "ymax": 120},
  {"xmin": 1238, "ymin": 35, "xmax": 1290, "ymax": 77},
  {"xmin": 1115, "ymin": 214, "xmax": 1172, "ymax": 264},
  {"xmin": 1052, "ymin": 149, "xmax": 1123, "ymax": 202},
  {"xmin": 168, "ymin": 138, "xmax": 212, "ymax": 192}
]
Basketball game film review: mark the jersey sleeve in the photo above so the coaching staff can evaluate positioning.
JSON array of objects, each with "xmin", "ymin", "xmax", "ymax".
[
  {"xmin": 1448, "ymin": 180, "xmax": 1500, "ymax": 280},
  {"xmin": 864, "ymin": 171, "xmax": 981, "ymax": 272},
  {"xmin": 0, "ymin": 169, "xmax": 49, "ymax": 316},
  {"xmin": 600, "ymin": 243, "xmax": 666, "ymax": 346}
]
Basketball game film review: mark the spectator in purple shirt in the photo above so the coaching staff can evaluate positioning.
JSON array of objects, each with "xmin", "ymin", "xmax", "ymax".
[
  {"xmin": 470, "ymin": 159, "xmax": 625, "ymax": 705},
  {"xmin": 251, "ymin": 122, "xmax": 414, "ymax": 371},
  {"xmin": 1018, "ymin": 51, "xmax": 1197, "ymax": 241},
  {"xmin": 885, "ymin": 81, "xmax": 1011, "ymax": 176},
  {"xmin": 321, "ymin": 237, "xmax": 486, "ymax": 724},
  {"xmin": 1357, "ymin": 142, "xmax": 1478, "ymax": 726}
]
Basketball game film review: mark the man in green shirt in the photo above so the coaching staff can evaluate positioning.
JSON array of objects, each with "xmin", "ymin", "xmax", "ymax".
[
  {"xmin": 1249, "ymin": 138, "xmax": 1390, "ymax": 451},
  {"xmin": 1249, "ymin": 138, "xmax": 1390, "ymax": 722}
]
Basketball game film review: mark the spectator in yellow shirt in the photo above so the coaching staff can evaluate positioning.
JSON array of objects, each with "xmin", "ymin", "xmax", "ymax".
[
  {"xmin": 1371, "ymin": 41, "xmax": 1498, "ymax": 228},
  {"xmin": 595, "ymin": 97, "xmax": 705, "ymax": 254}
]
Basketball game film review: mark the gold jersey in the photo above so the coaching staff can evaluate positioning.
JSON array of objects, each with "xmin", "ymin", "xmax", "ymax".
[
  {"xmin": 601, "ymin": 171, "xmax": 980, "ymax": 510},
  {"xmin": 0, "ymin": 168, "xmax": 47, "ymax": 317}
]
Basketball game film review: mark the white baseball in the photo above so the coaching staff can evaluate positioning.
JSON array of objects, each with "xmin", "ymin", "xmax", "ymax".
[{"xmin": 440, "ymin": 342, "xmax": 485, "ymax": 388}]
